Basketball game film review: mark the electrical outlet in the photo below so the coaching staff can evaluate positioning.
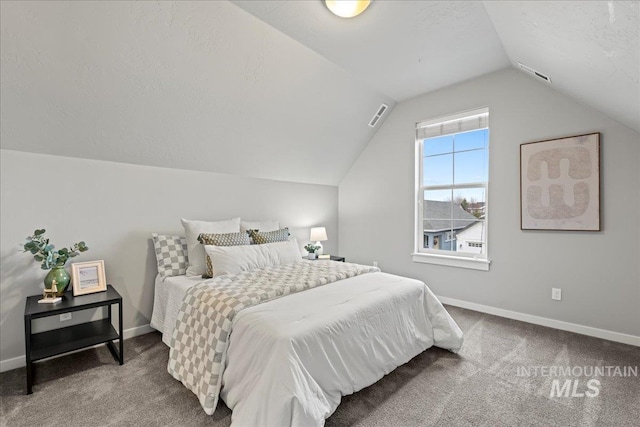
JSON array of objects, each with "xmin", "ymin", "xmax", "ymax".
[
  {"xmin": 60, "ymin": 313, "xmax": 72, "ymax": 322},
  {"xmin": 552, "ymin": 288, "xmax": 562, "ymax": 301},
  {"xmin": 373, "ymin": 261, "xmax": 378, "ymax": 268}
]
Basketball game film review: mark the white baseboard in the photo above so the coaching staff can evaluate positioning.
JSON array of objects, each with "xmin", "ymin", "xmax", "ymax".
[
  {"xmin": 438, "ymin": 296, "xmax": 640, "ymax": 347},
  {"xmin": 0, "ymin": 323, "xmax": 156, "ymax": 373},
  {"xmin": 0, "ymin": 356, "xmax": 26, "ymax": 374},
  {"xmin": 122, "ymin": 324, "xmax": 155, "ymax": 340}
]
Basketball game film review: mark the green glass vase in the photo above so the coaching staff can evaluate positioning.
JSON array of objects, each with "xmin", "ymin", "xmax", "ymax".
[{"xmin": 44, "ymin": 266, "xmax": 71, "ymax": 297}]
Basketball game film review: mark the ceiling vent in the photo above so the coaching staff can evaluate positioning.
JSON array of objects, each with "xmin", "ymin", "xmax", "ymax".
[
  {"xmin": 518, "ymin": 62, "xmax": 551, "ymax": 83},
  {"xmin": 368, "ymin": 104, "xmax": 388, "ymax": 127}
]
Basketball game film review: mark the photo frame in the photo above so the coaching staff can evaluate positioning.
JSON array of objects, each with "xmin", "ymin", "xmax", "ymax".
[
  {"xmin": 71, "ymin": 260, "xmax": 107, "ymax": 296},
  {"xmin": 520, "ymin": 133, "xmax": 600, "ymax": 231}
]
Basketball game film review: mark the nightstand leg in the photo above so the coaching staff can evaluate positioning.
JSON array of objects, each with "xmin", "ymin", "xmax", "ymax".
[
  {"xmin": 118, "ymin": 300, "xmax": 123, "ymax": 365},
  {"xmin": 24, "ymin": 316, "xmax": 33, "ymax": 395}
]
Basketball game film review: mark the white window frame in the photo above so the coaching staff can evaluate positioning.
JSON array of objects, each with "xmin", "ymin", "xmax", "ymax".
[{"xmin": 412, "ymin": 107, "xmax": 491, "ymax": 271}]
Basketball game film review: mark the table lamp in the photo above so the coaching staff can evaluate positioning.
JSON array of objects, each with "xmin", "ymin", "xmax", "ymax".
[{"xmin": 310, "ymin": 227, "xmax": 328, "ymax": 255}]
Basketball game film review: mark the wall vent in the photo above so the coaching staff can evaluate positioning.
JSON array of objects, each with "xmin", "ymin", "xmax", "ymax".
[
  {"xmin": 518, "ymin": 62, "xmax": 551, "ymax": 83},
  {"xmin": 368, "ymin": 104, "xmax": 388, "ymax": 127}
]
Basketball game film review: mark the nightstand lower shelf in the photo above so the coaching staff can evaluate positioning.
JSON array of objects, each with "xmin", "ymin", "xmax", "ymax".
[{"xmin": 30, "ymin": 319, "xmax": 120, "ymax": 361}]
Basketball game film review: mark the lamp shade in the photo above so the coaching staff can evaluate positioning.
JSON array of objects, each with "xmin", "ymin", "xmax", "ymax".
[{"xmin": 310, "ymin": 227, "xmax": 328, "ymax": 242}]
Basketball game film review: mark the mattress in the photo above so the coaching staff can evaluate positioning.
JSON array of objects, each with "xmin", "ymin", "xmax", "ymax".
[{"xmin": 151, "ymin": 269, "xmax": 464, "ymax": 426}]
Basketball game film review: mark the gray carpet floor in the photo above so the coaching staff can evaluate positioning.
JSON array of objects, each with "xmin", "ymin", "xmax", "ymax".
[{"xmin": 1, "ymin": 305, "xmax": 638, "ymax": 426}]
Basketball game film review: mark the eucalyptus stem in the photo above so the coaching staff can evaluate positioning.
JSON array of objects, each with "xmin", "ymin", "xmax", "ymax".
[{"xmin": 23, "ymin": 229, "xmax": 89, "ymax": 269}]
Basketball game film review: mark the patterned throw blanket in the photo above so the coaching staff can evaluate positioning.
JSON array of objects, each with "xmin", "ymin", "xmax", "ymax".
[{"xmin": 167, "ymin": 260, "xmax": 380, "ymax": 414}]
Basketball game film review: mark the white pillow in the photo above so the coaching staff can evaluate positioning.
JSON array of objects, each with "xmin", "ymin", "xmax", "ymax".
[
  {"xmin": 181, "ymin": 217, "xmax": 241, "ymax": 276},
  {"xmin": 240, "ymin": 220, "xmax": 280, "ymax": 233},
  {"xmin": 204, "ymin": 238, "xmax": 301, "ymax": 277}
]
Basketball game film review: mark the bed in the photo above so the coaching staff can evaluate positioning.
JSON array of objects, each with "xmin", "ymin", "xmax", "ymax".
[{"xmin": 150, "ymin": 260, "xmax": 464, "ymax": 426}]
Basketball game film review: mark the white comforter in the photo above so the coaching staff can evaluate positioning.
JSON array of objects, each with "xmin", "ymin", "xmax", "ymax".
[{"xmin": 151, "ymin": 270, "xmax": 463, "ymax": 426}]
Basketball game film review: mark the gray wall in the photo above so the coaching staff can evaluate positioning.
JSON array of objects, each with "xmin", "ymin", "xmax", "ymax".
[
  {"xmin": 339, "ymin": 68, "xmax": 640, "ymax": 337},
  {"xmin": 0, "ymin": 149, "xmax": 338, "ymax": 364}
]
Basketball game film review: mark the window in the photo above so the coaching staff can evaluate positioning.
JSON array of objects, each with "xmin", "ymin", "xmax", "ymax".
[{"xmin": 413, "ymin": 107, "xmax": 490, "ymax": 271}]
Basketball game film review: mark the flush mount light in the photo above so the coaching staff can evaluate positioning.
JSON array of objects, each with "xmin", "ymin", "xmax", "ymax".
[{"xmin": 325, "ymin": 0, "xmax": 371, "ymax": 18}]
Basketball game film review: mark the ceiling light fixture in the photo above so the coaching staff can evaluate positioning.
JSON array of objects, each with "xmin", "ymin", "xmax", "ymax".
[{"xmin": 325, "ymin": 0, "xmax": 371, "ymax": 18}]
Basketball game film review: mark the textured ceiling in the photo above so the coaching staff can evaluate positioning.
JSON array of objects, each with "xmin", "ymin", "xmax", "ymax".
[
  {"xmin": 232, "ymin": 0, "xmax": 511, "ymax": 102},
  {"xmin": 483, "ymin": 1, "xmax": 639, "ymax": 133},
  {"xmin": 1, "ymin": 1, "xmax": 638, "ymax": 189},
  {"xmin": 235, "ymin": 0, "xmax": 639, "ymax": 133},
  {"xmin": 0, "ymin": 1, "xmax": 393, "ymax": 186}
]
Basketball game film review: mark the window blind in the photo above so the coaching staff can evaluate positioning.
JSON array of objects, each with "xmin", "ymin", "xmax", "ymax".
[{"xmin": 416, "ymin": 107, "xmax": 489, "ymax": 140}]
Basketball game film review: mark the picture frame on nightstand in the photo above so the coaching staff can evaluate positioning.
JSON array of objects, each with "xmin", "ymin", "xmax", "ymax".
[{"xmin": 71, "ymin": 260, "xmax": 107, "ymax": 296}]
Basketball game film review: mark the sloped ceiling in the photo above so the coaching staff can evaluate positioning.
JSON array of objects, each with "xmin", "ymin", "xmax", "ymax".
[
  {"xmin": 0, "ymin": 1, "xmax": 393, "ymax": 186},
  {"xmin": 1, "ymin": 2, "xmax": 638, "ymax": 189},
  {"xmin": 483, "ymin": 1, "xmax": 639, "ymax": 133},
  {"xmin": 235, "ymin": 0, "xmax": 639, "ymax": 133},
  {"xmin": 232, "ymin": 0, "xmax": 510, "ymax": 102}
]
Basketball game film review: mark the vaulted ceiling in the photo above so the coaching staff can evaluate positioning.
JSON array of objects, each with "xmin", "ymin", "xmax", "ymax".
[
  {"xmin": 0, "ymin": 1, "xmax": 393, "ymax": 186},
  {"xmin": 235, "ymin": 0, "xmax": 639, "ymax": 133},
  {"xmin": 1, "ymin": 1, "xmax": 638, "ymax": 187},
  {"xmin": 233, "ymin": 0, "xmax": 511, "ymax": 102},
  {"xmin": 483, "ymin": 1, "xmax": 639, "ymax": 135}
]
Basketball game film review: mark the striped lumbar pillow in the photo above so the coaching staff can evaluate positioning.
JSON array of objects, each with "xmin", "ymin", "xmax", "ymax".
[{"xmin": 247, "ymin": 228, "xmax": 290, "ymax": 245}]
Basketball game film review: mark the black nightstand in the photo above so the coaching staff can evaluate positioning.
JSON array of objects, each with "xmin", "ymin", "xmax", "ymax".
[
  {"xmin": 24, "ymin": 285, "xmax": 123, "ymax": 394},
  {"xmin": 306, "ymin": 255, "xmax": 345, "ymax": 262}
]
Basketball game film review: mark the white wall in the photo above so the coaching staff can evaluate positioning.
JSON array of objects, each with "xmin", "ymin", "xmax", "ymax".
[
  {"xmin": 339, "ymin": 68, "xmax": 640, "ymax": 339},
  {"xmin": 0, "ymin": 149, "xmax": 338, "ymax": 365}
]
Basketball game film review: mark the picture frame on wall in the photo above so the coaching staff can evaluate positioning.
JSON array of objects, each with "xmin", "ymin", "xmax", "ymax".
[
  {"xmin": 520, "ymin": 132, "xmax": 600, "ymax": 231},
  {"xmin": 71, "ymin": 260, "xmax": 107, "ymax": 296}
]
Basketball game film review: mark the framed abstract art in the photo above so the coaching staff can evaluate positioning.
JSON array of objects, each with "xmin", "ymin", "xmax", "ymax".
[{"xmin": 520, "ymin": 133, "xmax": 600, "ymax": 231}]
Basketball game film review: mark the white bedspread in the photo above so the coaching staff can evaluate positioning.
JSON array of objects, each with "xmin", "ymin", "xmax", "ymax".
[{"xmin": 151, "ymin": 270, "xmax": 463, "ymax": 426}]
